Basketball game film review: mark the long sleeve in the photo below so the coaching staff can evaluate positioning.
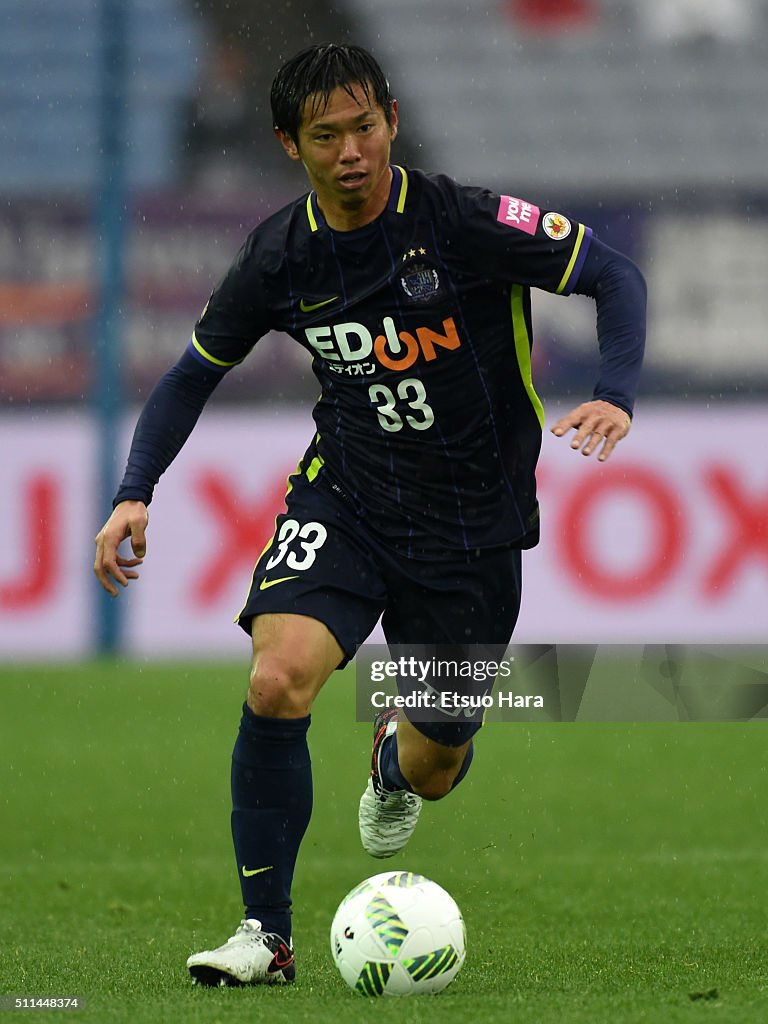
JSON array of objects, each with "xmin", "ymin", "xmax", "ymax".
[
  {"xmin": 572, "ymin": 236, "xmax": 647, "ymax": 417},
  {"xmin": 112, "ymin": 348, "xmax": 227, "ymax": 507}
]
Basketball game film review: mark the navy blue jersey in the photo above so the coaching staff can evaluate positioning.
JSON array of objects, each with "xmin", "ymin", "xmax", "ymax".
[{"xmin": 190, "ymin": 166, "xmax": 595, "ymax": 555}]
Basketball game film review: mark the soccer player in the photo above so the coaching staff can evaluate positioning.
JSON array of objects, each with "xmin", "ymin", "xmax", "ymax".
[{"xmin": 93, "ymin": 44, "xmax": 645, "ymax": 987}]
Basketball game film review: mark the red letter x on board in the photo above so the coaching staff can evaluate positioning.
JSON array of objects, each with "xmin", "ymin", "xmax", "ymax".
[
  {"xmin": 192, "ymin": 471, "xmax": 288, "ymax": 605},
  {"xmin": 702, "ymin": 465, "xmax": 768, "ymax": 597}
]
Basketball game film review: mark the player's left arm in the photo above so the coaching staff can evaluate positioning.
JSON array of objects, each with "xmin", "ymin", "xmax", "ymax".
[
  {"xmin": 551, "ymin": 237, "xmax": 646, "ymax": 462},
  {"xmin": 451, "ymin": 184, "xmax": 645, "ymax": 461}
]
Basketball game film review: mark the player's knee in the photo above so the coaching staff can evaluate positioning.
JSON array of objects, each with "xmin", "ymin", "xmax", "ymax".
[{"xmin": 247, "ymin": 657, "xmax": 314, "ymax": 718}]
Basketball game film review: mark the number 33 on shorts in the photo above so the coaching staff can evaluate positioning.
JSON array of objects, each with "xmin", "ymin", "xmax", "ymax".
[{"xmin": 263, "ymin": 519, "xmax": 328, "ymax": 573}]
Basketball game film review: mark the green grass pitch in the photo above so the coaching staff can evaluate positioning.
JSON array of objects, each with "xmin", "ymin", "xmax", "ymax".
[{"xmin": 1, "ymin": 661, "xmax": 766, "ymax": 1023}]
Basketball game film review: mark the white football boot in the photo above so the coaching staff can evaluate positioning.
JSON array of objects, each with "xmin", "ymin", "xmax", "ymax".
[
  {"xmin": 358, "ymin": 708, "xmax": 423, "ymax": 858},
  {"xmin": 187, "ymin": 919, "xmax": 295, "ymax": 986}
]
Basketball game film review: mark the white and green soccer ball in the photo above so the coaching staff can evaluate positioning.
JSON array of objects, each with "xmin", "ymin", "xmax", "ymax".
[{"xmin": 330, "ymin": 871, "xmax": 466, "ymax": 996}]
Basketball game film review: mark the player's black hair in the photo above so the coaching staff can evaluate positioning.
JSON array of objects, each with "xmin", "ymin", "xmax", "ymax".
[{"xmin": 271, "ymin": 44, "xmax": 393, "ymax": 144}]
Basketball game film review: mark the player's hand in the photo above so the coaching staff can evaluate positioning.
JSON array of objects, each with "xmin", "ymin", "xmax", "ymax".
[
  {"xmin": 550, "ymin": 400, "xmax": 631, "ymax": 462},
  {"xmin": 93, "ymin": 500, "xmax": 149, "ymax": 597}
]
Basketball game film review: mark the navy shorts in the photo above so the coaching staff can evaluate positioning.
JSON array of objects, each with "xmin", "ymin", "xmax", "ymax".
[{"xmin": 237, "ymin": 469, "xmax": 522, "ymax": 745}]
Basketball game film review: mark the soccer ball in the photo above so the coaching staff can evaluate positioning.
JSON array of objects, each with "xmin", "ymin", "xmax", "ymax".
[{"xmin": 330, "ymin": 870, "xmax": 466, "ymax": 996}]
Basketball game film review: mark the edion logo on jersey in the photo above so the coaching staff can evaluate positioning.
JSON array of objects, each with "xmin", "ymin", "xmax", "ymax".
[
  {"xmin": 305, "ymin": 317, "xmax": 461, "ymax": 372},
  {"xmin": 497, "ymin": 196, "xmax": 540, "ymax": 236}
]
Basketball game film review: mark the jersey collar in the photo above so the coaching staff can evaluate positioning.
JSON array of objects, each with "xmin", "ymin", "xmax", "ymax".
[{"xmin": 305, "ymin": 165, "xmax": 409, "ymax": 233}]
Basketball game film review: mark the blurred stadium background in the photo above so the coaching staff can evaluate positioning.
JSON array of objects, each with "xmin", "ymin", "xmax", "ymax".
[{"xmin": 1, "ymin": 0, "xmax": 767, "ymax": 658}]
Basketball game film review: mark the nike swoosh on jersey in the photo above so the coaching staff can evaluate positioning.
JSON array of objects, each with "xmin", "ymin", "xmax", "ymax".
[
  {"xmin": 242, "ymin": 864, "xmax": 274, "ymax": 877},
  {"xmin": 259, "ymin": 576, "xmax": 299, "ymax": 590},
  {"xmin": 299, "ymin": 295, "xmax": 339, "ymax": 313}
]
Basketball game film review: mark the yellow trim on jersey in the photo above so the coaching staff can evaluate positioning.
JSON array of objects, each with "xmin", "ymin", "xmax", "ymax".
[
  {"xmin": 191, "ymin": 331, "xmax": 243, "ymax": 368},
  {"xmin": 394, "ymin": 165, "xmax": 408, "ymax": 213},
  {"xmin": 232, "ymin": 459, "xmax": 300, "ymax": 625},
  {"xmin": 510, "ymin": 285, "xmax": 545, "ymax": 429},
  {"xmin": 306, "ymin": 453, "xmax": 324, "ymax": 482},
  {"xmin": 254, "ymin": 535, "xmax": 276, "ymax": 570},
  {"xmin": 306, "ymin": 193, "xmax": 319, "ymax": 232},
  {"xmin": 231, "ymin": 447, "xmax": 324, "ymax": 624},
  {"xmin": 555, "ymin": 222, "xmax": 586, "ymax": 295}
]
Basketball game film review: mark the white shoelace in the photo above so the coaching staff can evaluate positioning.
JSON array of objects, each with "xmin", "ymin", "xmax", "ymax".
[{"xmin": 374, "ymin": 790, "xmax": 420, "ymax": 825}]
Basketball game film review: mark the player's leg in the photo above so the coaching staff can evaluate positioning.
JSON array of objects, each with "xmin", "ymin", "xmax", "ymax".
[
  {"xmin": 188, "ymin": 612, "xmax": 342, "ymax": 987},
  {"xmin": 234, "ymin": 612, "xmax": 343, "ymax": 931},
  {"xmin": 372, "ymin": 663, "xmax": 487, "ymax": 803},
  {"xmin": 359, "ymin": 700, "xmax": 478, "ymax": 858},
  {"xmin": 246, "ymin": 609, "xmax": 344, "ymax": 717},
  {"xmin": 359, "ymin": 547, "xmax": 522, "ymax": 857},
  {"xmin": 387, "ymin": 714, "xmax": 472, "ymax": 800},
  {"xmin": 189, "ymin": 470, "xmax": 387, "ymax": 985},
  {"xmin": 357, "ymin": 708, "xmax": 474, "ymax": 859},
  {"xmin": 380, "ymin": 548, "xmax": 522, "ymax": 798}
]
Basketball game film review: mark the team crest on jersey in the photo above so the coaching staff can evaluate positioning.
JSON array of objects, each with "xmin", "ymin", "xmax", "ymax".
[
  {"xmin": 399, "ymin": 261, "xmax": 442, "ymax": 304},
  {"xmin": 542, "ymin": 212, "xmax": 572, "ymax": 240}
]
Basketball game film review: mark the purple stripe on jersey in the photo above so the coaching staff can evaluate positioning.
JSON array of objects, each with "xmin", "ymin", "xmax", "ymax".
[
  {"xmin": 426, "ymin": 221, "xmax": 502, "ymax": 547},
  {"xmin": 326, "ymin": 230, "xmax": 349, "ymax": 306},
  {"xmin": 378, "ymin": 213, "xmax": 470, "ymax": 551},
  {"xmin": 376, "ymin": 218, "xmax": 399, "ymax": 275},
  {"xmin": 386, "ymin": 165, "xmax": 403, "ymax": 212},
  {"xmin": 185, "ymin": 337, "xmax": 229, "ymax": 374},
  {"xmin": 563, "ymin": 225, "xmax": 593, "ymax": 295}
]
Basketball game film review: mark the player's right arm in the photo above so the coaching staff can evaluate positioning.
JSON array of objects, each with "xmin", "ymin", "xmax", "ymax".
[
  {"xmin": 93, "ymin": 231, "xmax": 271, "ymax": 597},
  {"xmin": 92, "ymin": 351, "xmax": 225, "ymax": 596}
]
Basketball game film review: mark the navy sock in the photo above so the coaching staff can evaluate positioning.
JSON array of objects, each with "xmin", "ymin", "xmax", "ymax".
[
  {"xmin": 450, "ymin": 741, "xmax": 474, "ymax": 790},
  {"xmin": 230, "ymin": 704, "xmax": 312, "ymax": 943},
  {"xmin": 378, "ymin": 732, "xmax": 474, "ymax": 793},
  {"xmin": 378, "ymin": 730, "xmax": 413, "ymax": 792}
]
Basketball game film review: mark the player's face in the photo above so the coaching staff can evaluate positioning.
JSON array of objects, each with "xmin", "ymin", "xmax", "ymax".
[{"xmin": 276, "ymin": 83, "xmax": 398, "ymax": 229}]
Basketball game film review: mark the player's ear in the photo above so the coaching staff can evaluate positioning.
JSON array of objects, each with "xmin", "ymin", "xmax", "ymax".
[
  {"xmin": 389, "ymin": 99, "xmax": 399, "ymax": 142},
  {"xmin": 274, "ymin": 127, "xmax": 301, "ymax": 162}
]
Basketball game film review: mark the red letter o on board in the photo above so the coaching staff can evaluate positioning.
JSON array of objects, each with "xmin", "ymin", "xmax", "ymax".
[{"xmin": 558, "ymin": 466, "xmax": 683, "ymax": 600}]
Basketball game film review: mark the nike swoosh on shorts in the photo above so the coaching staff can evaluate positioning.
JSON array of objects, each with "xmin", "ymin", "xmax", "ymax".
[{"xmin": 259, "ymin": 576, "xmax": 299, "ymax": 590}]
